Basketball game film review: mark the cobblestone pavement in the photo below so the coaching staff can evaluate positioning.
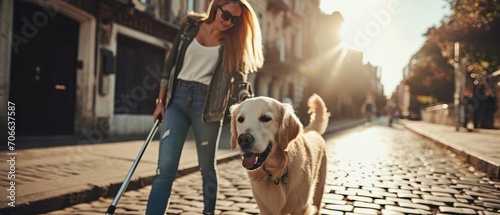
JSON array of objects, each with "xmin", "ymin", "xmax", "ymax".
[{"xmin": 44, "ymin": 121, "xmax": 500, "ymax": 215}]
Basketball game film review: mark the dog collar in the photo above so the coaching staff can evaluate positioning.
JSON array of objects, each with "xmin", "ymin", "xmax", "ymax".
[
  {"xmin": 249, "ymin": 143, "xmax": 272, "ymax": 170},
  {"xmin": 273, "ymin": 170, "xmax": 289, "ymax": 185}
]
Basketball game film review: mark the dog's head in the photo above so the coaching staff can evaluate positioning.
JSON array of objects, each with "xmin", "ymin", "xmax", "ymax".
[{"xmin": 230, "ymin": 96, "xmax": 303, "ymax": 170}]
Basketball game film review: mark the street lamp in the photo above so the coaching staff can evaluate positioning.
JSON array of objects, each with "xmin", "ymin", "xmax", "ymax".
[{"xmin": 453, "ymin": 42, "xmax": 466, "ymax": 131}]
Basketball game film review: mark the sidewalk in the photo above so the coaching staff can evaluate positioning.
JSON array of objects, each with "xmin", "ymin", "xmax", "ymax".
[
  {"xmin": 0, "ymin": 125, "xmax": 235, "ymax": 214},
  {"xmin": 0, "ymin": 118, "xmax": 366, "ymax": 214},
  {"xmin": 400, "ymin": 119, "xmax": 500, "ymax": 180},
  {"xmin": 5, "ymin": 118, "xmax": 497, "ymax": 214}
]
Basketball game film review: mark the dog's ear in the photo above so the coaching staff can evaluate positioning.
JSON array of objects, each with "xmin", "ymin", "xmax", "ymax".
[
  {"xmin": 229, "ymin": 103, "xmax": 240, "ymax": 150},
  {"xmin": 278, "ymin": 104, "xmax": 303, "ymax": 151}
]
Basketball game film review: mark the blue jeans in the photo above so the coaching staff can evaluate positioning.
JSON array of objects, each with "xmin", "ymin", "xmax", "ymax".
[{"xmin": 146, "ymin": 80, "xmax": 221, "ymax": 215}]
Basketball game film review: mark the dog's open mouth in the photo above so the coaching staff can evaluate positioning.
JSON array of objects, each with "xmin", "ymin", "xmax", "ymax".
[{"xmin": 241, "ymin": 143, "xmax": 272, "ymax": 170}]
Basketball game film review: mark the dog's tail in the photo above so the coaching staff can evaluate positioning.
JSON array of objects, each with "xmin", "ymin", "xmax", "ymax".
[{"xmin": 304, "ymin": 94, "xmax": 330, "ymax": 135}]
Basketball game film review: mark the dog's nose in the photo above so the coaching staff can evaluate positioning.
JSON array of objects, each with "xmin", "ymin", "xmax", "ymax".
[{"xmin": 237, "ymin": 133, "xmax": 254, "ymax": 149}]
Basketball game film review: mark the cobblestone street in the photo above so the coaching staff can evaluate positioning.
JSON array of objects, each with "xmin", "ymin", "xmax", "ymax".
[{"xmin": 44, "ymin": 121, "xmax": 500, "ymax": 215}]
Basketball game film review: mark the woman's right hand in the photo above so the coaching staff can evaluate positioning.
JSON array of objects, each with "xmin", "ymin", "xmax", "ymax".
[{"xmin": 153, "ymin": 103, "xmax": 165, "ymax": 122}]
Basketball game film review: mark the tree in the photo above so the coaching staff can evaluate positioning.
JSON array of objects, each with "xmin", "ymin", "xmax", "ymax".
[
  {"xmin": 429, "ymin": 0, "xmax": 500, "ymax": 77},
  {"xmin": 406, "ymin": 40, "xmax": 454, "ymax": 105},
  {"xmin": 407, "ymin": 0, "xmax": 499, "ymax": 107}
]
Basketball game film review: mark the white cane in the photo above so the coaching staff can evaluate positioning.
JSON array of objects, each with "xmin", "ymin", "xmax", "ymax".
[{"xmin": 105, "ymin": 119, "xmax": 160, "ymax": 215}]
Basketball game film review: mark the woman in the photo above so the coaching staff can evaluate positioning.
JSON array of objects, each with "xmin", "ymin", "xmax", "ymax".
[
  {"xmin": 361, "ymin": 96, "xmax": 376, "ymax": 123},
  {"xmin": 147, "ymin": 0, "xmax": 263, "ymax": 214}
]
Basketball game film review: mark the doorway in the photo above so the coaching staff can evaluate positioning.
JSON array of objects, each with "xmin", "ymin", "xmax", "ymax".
[{"xmin": 9, "ymin": 2, "xmax": 80, "ymax": 136}]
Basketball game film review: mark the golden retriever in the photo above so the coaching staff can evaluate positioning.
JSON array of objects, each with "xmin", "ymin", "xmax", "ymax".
[{"xmin": 230, "ymin": 94, "xmax": 330, "ymax": 215}]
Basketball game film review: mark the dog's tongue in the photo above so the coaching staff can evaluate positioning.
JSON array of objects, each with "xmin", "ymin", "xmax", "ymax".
[{"xmin": 242, "ymin": 152, "xmax": 258, "ymax": 169}]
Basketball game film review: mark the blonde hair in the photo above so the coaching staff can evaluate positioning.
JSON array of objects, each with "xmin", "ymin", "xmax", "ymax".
[{"xmin": 202, "ymin": 0, "xmax": 264, "ymax": 74}]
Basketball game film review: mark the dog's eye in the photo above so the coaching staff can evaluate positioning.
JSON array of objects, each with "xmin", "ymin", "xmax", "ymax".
[
  {"xmin": 237, "ymin": 116, "xmax": 245, "ymax": 123},
  {"xmin": 260, "ymin": 115, "xmax": 272, "ymax": 122}
]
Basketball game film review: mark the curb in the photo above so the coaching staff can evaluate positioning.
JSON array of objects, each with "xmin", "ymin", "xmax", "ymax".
[
  {"xmin": 402, "ymin": 122, "xmax": 500, "ymax": 180},
  {"xmin": 0, "ymin": 152, "xmax": 240, "ymax": 215}
]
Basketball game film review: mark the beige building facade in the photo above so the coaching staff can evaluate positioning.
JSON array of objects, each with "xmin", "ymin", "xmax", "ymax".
[{"xmin": 1, "ymin": 0, "xmax": 326, "ymax": 138}]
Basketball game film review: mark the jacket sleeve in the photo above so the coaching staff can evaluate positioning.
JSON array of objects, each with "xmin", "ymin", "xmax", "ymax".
[
  {"xmin": 160, "ymin": 24, "xmax": 186, "ymax": 88},
  {"xmin": 232, "ymin": 71, "xmax": 253, "ymax": 102}
]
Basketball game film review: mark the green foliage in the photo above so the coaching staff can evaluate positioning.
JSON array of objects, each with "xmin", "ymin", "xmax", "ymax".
[
  {"xmin": 406, "ymin": 0, "xmax": 499, "ymax": 107},
  {"xmin": 430, "ymin": 0, "xmax": 500, "ymax": 75},
  {"xmin": 406, "ymin": 41, "xmax": 454, "ymax": 105},
  {"xmin": 417, "ymin": 95, "xmax": 438, "ymax": 105}
]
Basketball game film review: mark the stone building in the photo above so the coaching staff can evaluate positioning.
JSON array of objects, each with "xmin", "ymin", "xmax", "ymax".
[
  {"xmin": 0, "ymin": 0, "xmax": 325, "ymax": 138},
  {"xmin": 1, "ymin": 0, "xmax": 179, "ymax": 138}
]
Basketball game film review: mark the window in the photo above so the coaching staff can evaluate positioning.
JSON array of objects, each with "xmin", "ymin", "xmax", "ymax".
[
  {"xmin": 170, "ymin": 0, "xmax": 197, "ymax": 24},
  {"xmin": 115, "ymin": 35, "xmax": 166, "ymax": 114},
  {"xmin": 140, "ymin": 0, "xmax": 152, "ymax": 5}
]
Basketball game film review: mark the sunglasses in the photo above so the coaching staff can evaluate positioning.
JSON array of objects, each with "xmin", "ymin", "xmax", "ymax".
[{"xmin": 218, "ymin": 5, "xmax": 240, "ymax": 24}]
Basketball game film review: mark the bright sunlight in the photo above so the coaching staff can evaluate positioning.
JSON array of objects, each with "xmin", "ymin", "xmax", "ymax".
[{"xmin": 318, "ymin": 0, "xmax": 450, "ymax": 97}]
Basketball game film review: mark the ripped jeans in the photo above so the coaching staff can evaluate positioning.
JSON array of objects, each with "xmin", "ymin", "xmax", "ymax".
[{"xmin": 146, "ymin": 80, "xmax": 221, "ymax": 215}]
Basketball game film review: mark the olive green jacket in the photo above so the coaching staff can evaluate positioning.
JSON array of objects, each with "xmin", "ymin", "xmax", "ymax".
[{"xmin": 160, "ymin": 17, "xmax": 253, "ymax": 123}]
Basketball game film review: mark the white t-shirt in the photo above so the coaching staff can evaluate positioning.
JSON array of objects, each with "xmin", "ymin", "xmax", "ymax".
[{"xmin": 177, "ymin": 38, "xmax": 220, "ymax": 86}]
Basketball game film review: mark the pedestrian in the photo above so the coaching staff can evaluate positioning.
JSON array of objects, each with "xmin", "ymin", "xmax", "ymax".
[
  {"xmin": 394, "ymin": 108, "xmax": 400, "ymax": 121},
  {"xmin": 461, "ymin": 90, "xmax": 475, "ymax": 130},
  {"xmin": 147, "ymin": 0, "xmax": 264, "ymax": 214},
  {"xmin": 385, "ymin": 99, "xmax": 396, "ymax": 126},
  {"xmin": 473, "ymin": 84, "xmax": 487, "ymax": 128},
  {"xmin": 484, "ymin": 91, "xmax": 497, "ymax": 129},
  {"xmin": 361, "ymin": 96, "xmax": 376, "ymax": 123}
]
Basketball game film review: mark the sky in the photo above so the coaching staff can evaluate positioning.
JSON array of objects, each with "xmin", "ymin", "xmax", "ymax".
[{"xmin": 319, "ymin": 0, "xmax": 452, "ymax": 98}]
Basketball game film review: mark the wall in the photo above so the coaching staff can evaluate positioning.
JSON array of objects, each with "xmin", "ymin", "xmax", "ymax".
[
  {"xmin": 0, "ymin": 0, "xmax": 13, "ymax": 137},
  {"xmin": 421, "ymin": 104, "xmax": 456, "ymax": 127}
]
